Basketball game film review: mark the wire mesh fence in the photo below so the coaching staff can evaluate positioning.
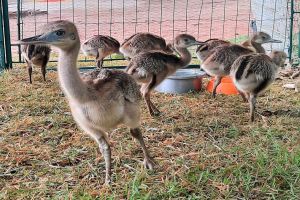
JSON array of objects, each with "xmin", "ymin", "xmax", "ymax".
[{"xmin": 7, "ymin": 0, "xmax": 295, "ymax": 66}]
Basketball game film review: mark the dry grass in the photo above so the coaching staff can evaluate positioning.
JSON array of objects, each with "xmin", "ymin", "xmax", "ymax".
[{"xmin": 0, "ymin": 65, "xmax": 300, "ymax": 199}]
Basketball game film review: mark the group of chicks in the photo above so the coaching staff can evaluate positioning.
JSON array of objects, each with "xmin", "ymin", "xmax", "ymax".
[
  {"xmin": 196, "ymin": 34, "xmax": 286, "ymax": 122},
  {"xmin": 19, "ymin": 20, "xmax": 287, "ymax": 185},
  {"xmin": 22, "ymin": 29, "xmax": 287, "ymax": 122}
]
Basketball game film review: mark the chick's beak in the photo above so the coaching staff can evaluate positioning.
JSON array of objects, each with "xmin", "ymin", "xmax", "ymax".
[
  {"xmin": 18, "ymin": 32, "xmax": 58, "ymax": 45},
  {"xmin": 17, "ymin": 35, "xmax": 43, "ymax": 44},
  {"xmin": 268, "ymin": 38, "xmax": 282, "ymax": 43}
]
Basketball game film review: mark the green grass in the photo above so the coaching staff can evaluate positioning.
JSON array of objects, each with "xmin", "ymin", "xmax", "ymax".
[{"xmin": 1, "ymin": 59, "xmax": 300, "ymax": 198}]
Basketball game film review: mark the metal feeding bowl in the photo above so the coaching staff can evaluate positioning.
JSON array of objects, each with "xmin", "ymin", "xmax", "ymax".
[{"xmin": 155, "ymin": 69, "xmax": 206, "ymax": 94}]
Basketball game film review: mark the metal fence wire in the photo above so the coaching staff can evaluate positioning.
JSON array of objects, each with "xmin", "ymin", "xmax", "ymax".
[{"xmin": 7, "ymin": 0, "xmax": 296, "ymax": 66}]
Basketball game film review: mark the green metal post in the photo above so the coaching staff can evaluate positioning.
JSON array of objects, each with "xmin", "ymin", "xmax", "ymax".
[
  {"xmin": 17, "ymin": 0, "xmax": 22, "ymax": 62},
  {"xmin": 289, "ymin": 0, "xmax": 294, "ymax": 61},
  {"xmin": 0, "ymin": 0, "xmax": 6, "ymax": 71},
  {"xmin": 2, "ymin": 0, "xmax": 12, "ymax": 69}
]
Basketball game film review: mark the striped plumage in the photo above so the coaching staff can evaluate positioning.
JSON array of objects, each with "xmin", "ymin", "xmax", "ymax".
[
  {"xmin": 200, "ymin": 32, "xmax": 281, "ymax": 98},
  {"xmin": 81, "ymin": 35, "xmax": 120, "ymax": 68},
  {"xmin": 230, "ymin": 51, "xmax": 287, "ymax": 121},
  {"xmin": 81, "ymin": 69, "xmax": 142, "ymax": 103},
  {"xmin": 126, "ymin": 34, "xmax": 202, "ymax": 116},
  {"xmin": 21, "ymin": 44, "xmax": 51, "ymax": 84},
  {"xmin": 201, "ymin": 44, "xmax": 254, "ymax": 98},
  {"xmin": 196, "ymin": 38, "xmax": 230, "ymax": 63},
  {"xmin": 120, "ymin": 32, "xmax": 173, "ymax": 59},
  {"xmin": 203, "ymin": 45, "xmax": 253, "ymax": 76}
]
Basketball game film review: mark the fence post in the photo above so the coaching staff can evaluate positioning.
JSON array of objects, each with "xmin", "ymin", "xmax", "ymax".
[
  {"xmin": 0, "ymin": 0, "xmax": 6, "ymax": 71},
  {"xmin": 17, "ymin": 0, "xmax": 21, "ymax": 63},
  {"xmin": 0, "ymin": 0, "xmax": 12, "ymax": 71},
  {"xmin": 289, "ymin": 0, "xmax": 294, "ymax": 61},
  {"xmin": 3, "ymin": 0, "xmax": 12, "ymax": 69}
]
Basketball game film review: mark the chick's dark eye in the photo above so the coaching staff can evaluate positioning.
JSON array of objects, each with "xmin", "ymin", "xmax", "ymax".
[
  {"xmin": 56, "ymin": 30, "xmax": 65, "ymax": 36},
  {"xmin": 184, "ymin": 38, "xmax": 188, "ymax": 42}
]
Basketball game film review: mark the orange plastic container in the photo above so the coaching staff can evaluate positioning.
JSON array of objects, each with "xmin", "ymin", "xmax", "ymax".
[{"xmin": 206, "ymin": 76, "xmax": 239, "ymax": 95}]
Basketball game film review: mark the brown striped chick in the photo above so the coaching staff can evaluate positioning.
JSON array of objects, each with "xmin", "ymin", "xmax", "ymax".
[
  {"xmin": 120, "ymin": 32, "xmax": 173, "ymax": 60},
  {"xmin": 230, "ymin": 50, "xmax": 287, "ymax": 121},
  {"xmin": 21, "ymin": 44, "xmax": 51, "ymax": 84},
  {"xmin": 241, "ymin": 32, "xmax": 281, "ymax": 53},
  {"xmin": 196, "ymin": 38, "xmax": 230, "ymax": 63},
  {"xmin": 81, "ymin": 35, "xmax": 120, "ymax": 69},
  {"xmin": 201, "ymin": 44, "xmax": 254, "ymax": 98},
  {"xmin": 126, "ymin": 34, "xmax": 202, "ymax": 116},
  {"xmin": 201, "ymin": 32, "xmax": 281, "ymax": 98}
]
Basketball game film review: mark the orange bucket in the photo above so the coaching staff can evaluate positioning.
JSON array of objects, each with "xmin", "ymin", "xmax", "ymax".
[{"xmin": 206, "ymin": 76, "xmax": 239, "ymax": 95}]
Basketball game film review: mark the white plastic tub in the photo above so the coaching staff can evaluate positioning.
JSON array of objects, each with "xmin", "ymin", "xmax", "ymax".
[{"xmin": 155, "ymin": 69, "xmax": 206, "ymax": 94}]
